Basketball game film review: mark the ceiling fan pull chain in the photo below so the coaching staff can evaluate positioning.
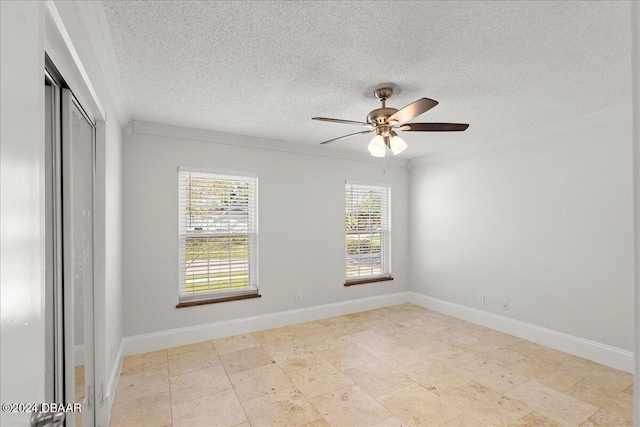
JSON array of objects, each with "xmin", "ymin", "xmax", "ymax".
[{"xmin": 382, "ymin": 147, "xmax": 387, "ymax": 175}]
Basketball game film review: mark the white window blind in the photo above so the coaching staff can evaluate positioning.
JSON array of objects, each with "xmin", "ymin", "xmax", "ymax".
[
  {"xmin": 345, "ymin": 182, "xmax": 391, "ymax": 280},
  {"xmin": 179, "ymin": 170, "xmax": 257, "ymax": 301}
]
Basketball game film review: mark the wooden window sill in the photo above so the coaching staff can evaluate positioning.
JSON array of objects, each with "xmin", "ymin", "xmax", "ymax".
[
  {"xmin": 344, "ymin": 276, "xmax": 394, "ymax": 287},
  {"xmin": 176, "ymin": 292, "xmax": 261, "ymax": 308}
]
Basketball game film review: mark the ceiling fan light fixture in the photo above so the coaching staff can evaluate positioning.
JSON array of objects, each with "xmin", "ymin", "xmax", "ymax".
[
  {"xmin": 390, "ymin": 132, "xmax": 407, "ymax": 155},
  {"xmin": 368, "ymin": 134, "xmax": 386, "ymax": 157}
]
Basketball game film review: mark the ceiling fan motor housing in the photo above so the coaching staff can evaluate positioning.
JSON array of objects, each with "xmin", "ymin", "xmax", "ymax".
[{"xmin": 367, "ymin": 108, "xmax": 398, "ymax": 127}]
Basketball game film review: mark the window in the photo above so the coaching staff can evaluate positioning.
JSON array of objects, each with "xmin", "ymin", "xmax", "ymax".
[
  {"xmin": 178, "ymin": 168, "xmax": 258, "ymax": 304},
  {"xmin": 345, "ymin": 182, "xmax": 391, "ymax": 283}
]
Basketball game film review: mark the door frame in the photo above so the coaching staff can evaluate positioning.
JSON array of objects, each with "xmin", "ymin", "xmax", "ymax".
[{"xmin": 44, "ymin": 1, "xmax": 109, "ymax": 425}]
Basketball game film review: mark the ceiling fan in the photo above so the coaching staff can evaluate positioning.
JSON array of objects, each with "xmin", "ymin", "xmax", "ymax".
[{"xmin": 312, "ymin": 86, "xmax": 469, "ymax": 157}]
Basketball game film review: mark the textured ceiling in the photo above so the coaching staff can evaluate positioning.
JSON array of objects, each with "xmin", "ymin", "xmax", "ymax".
[{"xmin": 101, "ymin": 1, "xmax": 632, "ymax": 159}]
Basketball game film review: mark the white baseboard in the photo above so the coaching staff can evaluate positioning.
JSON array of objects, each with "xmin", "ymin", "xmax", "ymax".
[
  {"xmin": 122, "ymin": 292, "xmax": 410, "ymax": 357},
  {"xmin": 106, "ymin": 340, "xmax": 123, "ymax": 415},
  {"xmin": 74, "ymin": 345, "xmax": 84, "ymax": 367},
  {"xmin": 409, "ymin": 292, "xmax": 634, "ymax": 373},
  {"xmin": 118, "ymin": 291, "xmax": 633, "ymax": 374}
]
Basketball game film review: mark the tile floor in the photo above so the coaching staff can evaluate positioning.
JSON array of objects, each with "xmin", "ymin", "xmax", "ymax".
[
  {"xmin": 110, "ymin": 304, "xmax": 634, "ymax": 427},
  {"xmin": 76, "ymin": 365, "xmax": 84, "ymax": 426}
]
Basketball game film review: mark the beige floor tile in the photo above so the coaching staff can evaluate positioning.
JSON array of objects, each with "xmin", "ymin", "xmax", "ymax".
[
  {"xmin": 559, "ymin": 356, "xmax": 612, "ymax": 377},
  {"xmin": 454, "ymin": 358, "xmax": 529, "ymax": 393},
  {"xmin": 166, "ymin": 340, "xmax": 214, "ymax": 356},
  {"xmin": 504, "ymin": 380, "xmax": 598, "ymax": 426},
  {"xmin": 318, "ymin": 342, "xmax": 379, "ymax": 371},
  {"xmin": 172, "ymin": 389, "xmax": 247, "ymax": 427},
  {"xmin": 309, "ymin": 385, "xmax": 392, "ymax": 426},
  {"xmin": 110, "ymin": 305, "xmax": 635, "ymax": 427},
  {"xmin": 422, "ymin": 345, "xmax": 478, "ymax": 368},
  {"xmin": 213, "ymin": 333, "xmax": 260, "ymax": 355},
  {"xmin": 300, "ymin": 331, "xmax": 349, "ymax": 351},
  {"xmin": 229, "ymin": 362, "xmax": 294, "ymax": 402},
  {"xmin": 121, "ymin": 349, "xmax": 167, "ymax": 370},
  {"xmin": 289, "ymin": 361, "xmax": 354, "ymax": 399},
  {"xmin": 580, "ymin": 409, "xmax": 631, "ymax": 427},
  {"xmin": 345, "ymin": 309, "xmax": 388, "ymax": 324},
  {"xmin": 114, "ymin": 369, "xmax": 170, "ymax": 405},
  {"xmin": 443, "ymin": 381, "xmax": 501, "ymax": 404},
  {"xmin": 343, "ymin": 360, "xmax": 414, "ymax": 398},
  {"xmin": 169, "ymin": 365, "xmax": 232, "ymax": 404},
  {"xmin": 537, "ymin": 368, "xmax": 590, "ymax": 393},
  {"xmin": 564, "ymin": 380, "xmax": 633, "ymax": 424},
  {"xmin": 367, "ymin": 320, "xmax": 410, "ymax": 336},
  {"xmin": 120, "ymin": 350, "xmax": 168, "ymax": 375},
  {"xmin": 442, "ymin": 382, "xmax": 529, "ymax": 426},
  {"xmin": 377, "ymin": 383, "xmax": 461, "ymax": 426},
  {"xmin": 233, "ymin": 423, "xmax": 251, "ymax": 427},
  {"xmin": 387, "ymin": 329, "xmax": 439, "ymax": 352},
  {"xmin": 472, "ymin": 330, "xmax": 523, "ymax": 348},
  {"xmin": 252, "ymin": 326, "xmax": 297, "ymax": 344},
  {"xmin": 346, "ymin": 330, "xmax": 397, "ymax": 349},
  {"xmin": 508, "ymin": 341, "xmax": 573, "ymax": 366},
  {"xmin": 366, "ymin": 342, "xmax": 426, "ymax": 367},
  {"xmin": 110, "ymin": 391, "xmax": 172, "ymax": 427},
  {"xmin": 372, "ymin": 416, "xmax": 410, "ymax": 426},
  {"xmin": 579, "ymin": 369, "xmax": 634, "ymax": 393},
  {"xmin": 288, "ymin": 321, "xmax": 332, "ymax": 338},
  {"xmin": 260, "ymin": 333, "xmax": 308, "ymax": 353},
  {"xmin": 426, "ymin": 329, "xmax": 480, "ymax": 347},
  {"xmin": 301, "ymin": 418, "xmax": 330, "ymax": 427},
  {"xmin": 267, "ymin": 343, "xmax": 328, "ymax": 372},
  {"xmin": 168, "ymin": 348, "xmax": 221, "ymax": 377},
  {"xmin": 403, "ymin": 361, "xmax": 470, "ymax": 396},
  {"xmin": 509, "ymin": 411, "xmax": 560, "ymax": 426},
  {"xmin": 441, "ymin": 414, "xmax": 485, "ymax": 426},
  {"xmin": 506, "ymin": 357, "xmax": 585, "ymax": 392},
  {"xmin": 241, "ymin": 386, "xmax": 322, "ymax": 427},
  {"xmin": 462, "ymin": 343, "xmax": 525, "ymax": 366},
  {"xmin": 75, "ymin": 365, "xmax": 85, "ymax": 402},
  {"xmin": 318, "ymin": 315, "xmax": 369, "ymax": 335},
  {"xmin": 220, "ymin": 345, "xmax": 275, "ymax": 375},
  {"xmin": 406, "ymin": 319, "xmax": 451, "ymax": 334}
]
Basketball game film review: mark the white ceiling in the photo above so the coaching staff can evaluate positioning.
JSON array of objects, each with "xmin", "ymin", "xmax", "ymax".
[{"xmin": 100, "ymin": 1, "xmax": 632, "ymax": 159}]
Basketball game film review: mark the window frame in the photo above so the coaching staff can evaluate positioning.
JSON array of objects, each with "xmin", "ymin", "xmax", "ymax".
[
  {"xmin": 344, "ymin": 181, "xmax": 392, "ymax": 285},
  {"xmin": 177, "ymin": 167, "xmax": 259, "ymax": 305}
]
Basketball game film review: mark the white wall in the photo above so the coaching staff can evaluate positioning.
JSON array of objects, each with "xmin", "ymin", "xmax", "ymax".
[
  {"xmin": 409, "ymin": 111, "xmax": 634, "ymax": 352},
  {"xmin": 0, "ymin": 2, "xmax": 46, "ymax": 425},
  {"xmin": 122, "ymin": 124, "xmax": 409, "ymax": 337}
]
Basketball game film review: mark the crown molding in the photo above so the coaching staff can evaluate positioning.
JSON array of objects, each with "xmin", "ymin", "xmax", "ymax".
[
  {"xmin": 129, "ymin": 120, "xmax": 410, "ymax": 167},
  {"xmin": 408, "ymin": 104, "xmax": 633, "ymax": 168},
  {"xmin": 71, "ymin": 0, "xmax": 131, "ymax": 128}
]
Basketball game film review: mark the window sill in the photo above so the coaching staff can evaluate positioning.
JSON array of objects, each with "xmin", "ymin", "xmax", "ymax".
[
  {"xmin": 176, "ymin": 292, "xmax": 261, "ymax": 308},
  {"xmin": 344, "ymin": 276, "xmax": 394, "ymax": 287}
]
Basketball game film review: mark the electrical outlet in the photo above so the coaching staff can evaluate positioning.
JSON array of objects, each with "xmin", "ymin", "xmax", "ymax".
[
  {"xmin": 501, "ymin": 299, "xmax": 509, "ymax": 310},
  {"xmin": 296, "ymin": 293, "xmax": 302, "ymax": 303},
  {"xmin": 478, "ymin": 295, "xmax": 485, "ymax": 305}
]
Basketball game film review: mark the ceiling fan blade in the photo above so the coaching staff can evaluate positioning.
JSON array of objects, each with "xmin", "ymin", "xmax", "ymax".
[
  {"xmin": 388, "ymin": 98, "xmax": 438, "ymax": 124},
  {"xmin": 398, "ymin": 123, "xmax": 469, "ymax": 132},
  {"xmin": 320, "ymin": 129, "xmax": 375, "ymax": 145},
  {"xmin": 312, "ymin": 117, "xmax": 373, "ymax": 127}
]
